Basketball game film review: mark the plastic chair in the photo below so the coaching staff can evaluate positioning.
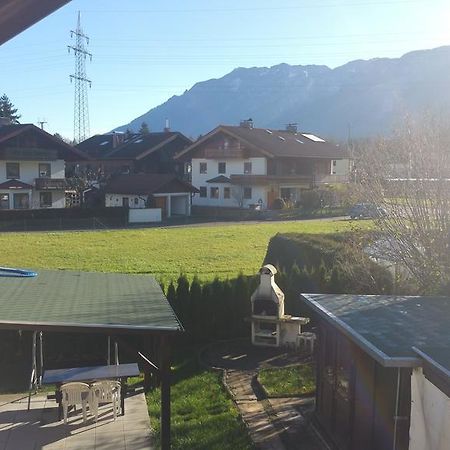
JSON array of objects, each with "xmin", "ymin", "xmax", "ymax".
[
  {"xmin": 90, "ymin": 380, "xmax": 122, "ymax": 421},
  {"xmin": 60, "ymin": 382, "xmax": 91, "ymax": 424}
]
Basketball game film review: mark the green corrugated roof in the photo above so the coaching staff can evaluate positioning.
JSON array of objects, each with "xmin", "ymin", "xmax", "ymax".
[{"xmin": 0, "ymin": 270, "xmax": 182, "ymax": 333}]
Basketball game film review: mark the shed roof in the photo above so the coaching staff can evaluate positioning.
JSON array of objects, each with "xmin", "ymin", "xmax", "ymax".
[
  {"xmin": 300, "ymin": 293, "xmax": 450, "ymax": 368},
  {"xmin": 104, "ymin": 174, "xmax": 198, "ymax": 195},
  {"xmin": 0, "ymin": 269, "xmax": 182, "ymax": 334}
]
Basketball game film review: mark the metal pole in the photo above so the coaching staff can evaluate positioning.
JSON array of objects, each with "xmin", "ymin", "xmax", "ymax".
[
  {"xmin": 38, "ymin": 332, "xmax": 43, "ymax": 387},
  {"xmin": 114, "ymin": 341, "xmax": 119, "ymax": 365},
  {"xmin": 28, "ymin": 331, "xmax": 37, "ymax": 410},
  {"xmin": 107, "ymin": 336, "xmax": 111, "ymax": 365},
  {"xmin": 160, "ymin": 335, "xmax": 171, "ymax": 450}
]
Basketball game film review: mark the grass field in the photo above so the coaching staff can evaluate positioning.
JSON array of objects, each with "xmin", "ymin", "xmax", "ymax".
[
  {"xmin": 0, "ymin": 219, "xmax": 365, "ymax": 282},
  {"xmin": 258, "ymin": 363, "xmax": 315, "ymax": 397}
]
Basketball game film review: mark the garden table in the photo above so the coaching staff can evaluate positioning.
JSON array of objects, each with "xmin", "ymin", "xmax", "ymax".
[{"xmin": 42, "ymin": 363, "xmax": 140, "ymax": 419}]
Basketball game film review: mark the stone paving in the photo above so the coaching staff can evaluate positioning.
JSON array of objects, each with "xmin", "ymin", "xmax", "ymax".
[
  {"xmin": 201, "ymin": 339, "xmax": 329, "ymax": 450},
  {"xmin": 0, "ymin": 391, "xmax": 153, "ymax": 449}
]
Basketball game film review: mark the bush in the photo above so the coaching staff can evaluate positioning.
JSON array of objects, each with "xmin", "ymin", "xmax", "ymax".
[{"xmin": 271, "ymin": 198, "xmax": 286, "ymax": 210}]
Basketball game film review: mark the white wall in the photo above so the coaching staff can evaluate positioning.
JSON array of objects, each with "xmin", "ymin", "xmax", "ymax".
[
  {"xmin": 192, "ymin": 157, "xmax": 267, "ymax": 208},
  {"xmin": 30, "ymin": 190, "xmax": 65, "ymax": 209},
  {"xmin": 410, "ymin": 367, "xmax": 450, "ymax": 450},
  {"xmin": 105, "ymin": 194, "xmax": 147, "ymax": 208},
  {"xmin": 129, "ymin": 208, "xmax": 162, "ymax": 223},
  {"xmin": 0, "ymin": 160, "xmax": 65, "ymax": 184}
]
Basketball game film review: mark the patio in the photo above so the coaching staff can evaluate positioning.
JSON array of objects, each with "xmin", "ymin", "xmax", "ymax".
[{"xmin": 0, "ymin": 391, "xmax": 152, "ymax": 449}]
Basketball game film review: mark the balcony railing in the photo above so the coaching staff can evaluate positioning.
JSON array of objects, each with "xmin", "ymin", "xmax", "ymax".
[
  {"xmin": 4, "ymin": 147, "xmax": 58, "ymax": 161},
  {"xmin": 35, "ymin": 178, "xmax": 67, "ymax": 190}
]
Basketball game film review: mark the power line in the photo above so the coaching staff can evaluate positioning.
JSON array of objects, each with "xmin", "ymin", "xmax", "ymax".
[{"xmin": 68, "ymin": 11, "xmax": 92, "ymax": 144}]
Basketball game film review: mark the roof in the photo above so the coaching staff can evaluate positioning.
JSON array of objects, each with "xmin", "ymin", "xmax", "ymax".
[
  {"xmin": 76, "ymin": 132, "xmax": 192, "ymax": 160},
  {"xmin": 0, "ymin": 269, "xmax": 182, "ymax": 334},
  {"xmin": 0, "ymin": 179, "xmax": 33, "ymax": 189},
  {"xmin": 413, "ymin": 346, "xmax": 450, "ymax": 379},
  {"xmin": 175, "ymin": 125, "xmax": 349, "ymax": 160},
  {"xmin": 0, "ymin": 0, "xmax": 71, "ymax": 45},
  {"xmin": 206, "ymin": 175, "xmax": 231, "ymax": 183},
  {"xmin": 0, "ymin": 124, "xmax": 87, "ymax": 161},
  {"xmin": 104, "ymin": 174, "xmax": 198, "ymax": 195},
  {"xmin": 300, "ymin": 293, "xmax": 450, "ymax": 368}
]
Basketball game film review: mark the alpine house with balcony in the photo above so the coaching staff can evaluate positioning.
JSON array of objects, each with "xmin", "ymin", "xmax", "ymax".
[
  {"xmin": 0, "ymin": 121, "xmax": 86, "ymax": 210},
  {"xmin": 174, "ymin": 120, "xmax": 350, "ymax": 209}
]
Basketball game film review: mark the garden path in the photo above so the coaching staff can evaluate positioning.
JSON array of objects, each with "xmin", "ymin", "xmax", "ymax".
[{"xmin": 200, "ymin": 339, "xmax": 329, "ymax": 450}]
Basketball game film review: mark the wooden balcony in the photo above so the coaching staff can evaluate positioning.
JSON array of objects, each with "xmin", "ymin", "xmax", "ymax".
[
  {"xmin": 4, "ymin": 147, "xmax": 58, "ymax": 161},
  {"xmin": 35, "ymin": 178, "xmax": 66, "ymax": 190}
]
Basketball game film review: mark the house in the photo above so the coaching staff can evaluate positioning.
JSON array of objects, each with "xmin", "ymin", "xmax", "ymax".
[
  {"xmin": 174, "ymin": 120, "xmax": 350, "ymax": 209},
  {"xmin": 72, "ymin": 130, "xmax": 192, "ymax": 181},
  {"xmin": 300, "ymin": 293, "xmax": 450, "ymax": 450},
  {"xmin": 0, "ymin": 121, "xmax": 86, "ymax": 210},
  {"xmin": 104, "ymin": 173, "xmax": 198, "ymax": 218}
]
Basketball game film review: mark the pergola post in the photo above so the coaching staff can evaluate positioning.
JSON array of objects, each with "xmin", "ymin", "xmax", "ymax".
[{"xmin": 160, "ymin": 334, "xmax": 171, "ymax": 450}]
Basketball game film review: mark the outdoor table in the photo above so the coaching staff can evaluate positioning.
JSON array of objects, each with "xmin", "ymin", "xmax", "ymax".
[{"xmin": 42, "ymin": 363, "xmax": 140, "ymax": 420}]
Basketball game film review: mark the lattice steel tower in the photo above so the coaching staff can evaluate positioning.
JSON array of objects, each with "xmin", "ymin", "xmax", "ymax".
[{"xmin": 68, "ymin": 12, "xmax": 92, "ymax": 143}]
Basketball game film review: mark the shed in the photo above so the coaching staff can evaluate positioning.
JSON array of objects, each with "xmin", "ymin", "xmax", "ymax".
[{"xmin": 299, "ymin": 293, "xmax": 450, "ymax": 450}]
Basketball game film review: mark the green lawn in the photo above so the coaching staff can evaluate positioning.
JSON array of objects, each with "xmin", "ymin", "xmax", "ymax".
[
  {"xmin": 146, "ymin": 352, "xmax": 252, "ymax": 450},
  {"xmin": 0, "ymin": 219, "xmax": 364, "ymax": 282},
  {"xmin": 258, "ymin": 363, "xmax": 315, "ymax": 397}
]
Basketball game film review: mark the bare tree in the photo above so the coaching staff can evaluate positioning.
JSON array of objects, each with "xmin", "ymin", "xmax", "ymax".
[{"xmin": 355, "ymin": 115, "xmax": 450, "ymax": 292}]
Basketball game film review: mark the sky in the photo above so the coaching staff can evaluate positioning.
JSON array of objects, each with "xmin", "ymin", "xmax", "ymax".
[{"xmin": 1, "ymin": 0, "xmax": 450, "ymax": 140}]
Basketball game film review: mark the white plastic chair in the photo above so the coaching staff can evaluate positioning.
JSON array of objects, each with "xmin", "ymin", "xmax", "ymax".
[
  {"xmin": 60, "ymin": 382, "xmax": 91, "ymax": 424},
  {"xmin": 90, "ymin": 380, "xmax": 122, "ymax": 421}
]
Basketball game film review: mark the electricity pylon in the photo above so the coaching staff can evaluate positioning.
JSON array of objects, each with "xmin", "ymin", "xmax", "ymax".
[{"xmin": 68, "ymin": 11, "xmax": 92, "ymax": 143}]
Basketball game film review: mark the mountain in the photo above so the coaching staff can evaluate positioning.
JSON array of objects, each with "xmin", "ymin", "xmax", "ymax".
[{"xmin": 114, "ymin": 46, "xmax": 450, "ymax": 140}]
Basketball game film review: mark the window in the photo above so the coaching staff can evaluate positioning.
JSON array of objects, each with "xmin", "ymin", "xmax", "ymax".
[
  {"xmin": 134, "ymin": 197, "xmax": 139, "ymax": 205},
  {"xmin": 210, "ymin": 187, "xmax": 219, "ymax": 199},
  {"xmin": 6, "ymin": 163, "xmax": 19, "ymax": 179},
  {"xmin": 184, "ymin": 162, "xmax": 192, "ymax": 174},
  {"xmin": 218, "ymin": 162, "xmax": 226, "ymax": 174},
  {"xmin": 243, "ymin": 187, "xmax": 252, "ymax": 199},
  {"xmin": 199, "ymin": 186, "xmax": 207, "ymax": 197},
  {"xmin": 39, "ymin": 192, "xmax": 52, "ymax": 208},
  {"xmin": 200, "ymin": 162, "xmax": 207, "ymax": 174},
  {"xmin": 13, "ymin": 193, "xmax": 29, "ymax": 209},
  {"xmin": 38, "ymin": 163, "xmax": 51, "ymax": 178},
  {"xmin": 244, "ymin": 162, "xmax": 252, "ymax": 174},
  {"xmin": 0, "ymin": 194, "xmax": 9, "ymax": 209},
  {"xmin": 224, "ymin": 187, "xmax": 231, "ymax": 199}
]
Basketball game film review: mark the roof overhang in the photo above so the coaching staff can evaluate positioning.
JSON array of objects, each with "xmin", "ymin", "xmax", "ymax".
[
  {"xmin": 0, "ymin": 0, "xmax": 71, "ymax": 45},
  {"xmin": 300, "ymin": 293, "xmax": 421, "ymax": 368}
]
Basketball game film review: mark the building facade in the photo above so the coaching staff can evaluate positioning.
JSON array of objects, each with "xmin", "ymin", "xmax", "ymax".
[
  {"xmin": 175, "ymin": 121, "xmax": 350, "ymax": 209},
  {"xmin": 0, "ymin": 123, "xmax": 85, "ymax": 210}
]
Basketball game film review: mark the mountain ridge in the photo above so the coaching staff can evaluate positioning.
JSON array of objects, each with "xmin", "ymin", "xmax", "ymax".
[{"xmin": 114, "ymin": 46, "xmax": 450, "ymax": 140}]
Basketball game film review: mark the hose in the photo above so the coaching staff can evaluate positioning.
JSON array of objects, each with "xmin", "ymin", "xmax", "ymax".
[{"xmin": 0, "ymin": 267, "xmax": 37, "ymax": 277}]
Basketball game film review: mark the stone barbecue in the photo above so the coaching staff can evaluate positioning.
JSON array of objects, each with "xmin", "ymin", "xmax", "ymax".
[{"xmin": 251, "ymin": 264, "xmax": 309, "ymax": 348}]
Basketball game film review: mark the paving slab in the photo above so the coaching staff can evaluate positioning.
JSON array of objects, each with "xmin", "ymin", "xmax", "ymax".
[{"xmin": 0, "ymin": 392, "xmax": 153, "ymax": 450}]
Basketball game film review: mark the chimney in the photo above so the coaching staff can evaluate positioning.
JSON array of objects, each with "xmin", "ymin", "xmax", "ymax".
[
  {"xmin": 240, "ymin": 118, "xmax": 253, "ymax": 129},
  {"xmin": 251, "ymin": 264, "xmax": 285, "ymax": 317},
  {"xmin": 286, "ymin": 123, "xmax": 298, "ymax": 133},
  {"xmin": 0, "ymin": 117, "xmax": 12, "ymax": 127},
  {"xmin": 163, "ymin": 118, "xmax": 170, "ymax": 132},
  {"xmin": 112, "ymin": 132, "xmax": 125, "ymax": 148}
]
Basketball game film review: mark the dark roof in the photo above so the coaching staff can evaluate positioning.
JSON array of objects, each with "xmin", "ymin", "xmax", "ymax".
[
  {"xmin": 0, "ymin": 0, "xmax": 71, "ymax": 45},
  {"xmin": 0, "ymin": 269, "xmax": 182, "ymax": 334},
  {"xmin": 206, "ymin": 175, "xmax": 231, "ymax": 183},
  {"xmin": 76, "ymin": 132, "xmax": 192, "ymax": 160},
  {"xmin": 104, "ymin": 174, "xmax": 198, "ymax": 195},
  {"xmin": 0, "ymin": 124, "xmax": 87, "ymax": 161},
  {"xmin": 300, "ymin": 294, "xmax": 450, "ymax": 368},
  {"xmin": 176, "ymin": 125, "xmax": 349, "ymax": 160},
  {"xmin": 413, "ymin": 346, "xmax": 450, "ymax": 379},
  {"xmin": 0, "ymin": 179, "xmax": 33, "ymax": 189}
]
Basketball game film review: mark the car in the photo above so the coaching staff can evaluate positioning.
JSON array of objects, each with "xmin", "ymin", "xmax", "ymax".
[{"xmin": 349, "ymin": 203, "xmax": 387, "ymax": 219}]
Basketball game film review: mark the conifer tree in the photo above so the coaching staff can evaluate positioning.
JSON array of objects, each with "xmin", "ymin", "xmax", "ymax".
[{"xmin": 0, "ymin": 94, "xmax": 20, "ymax": 123}]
